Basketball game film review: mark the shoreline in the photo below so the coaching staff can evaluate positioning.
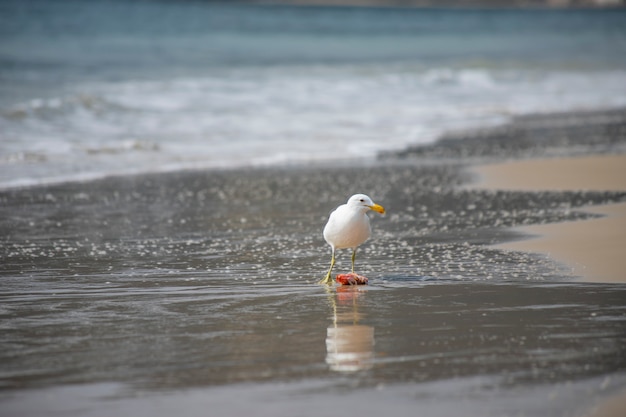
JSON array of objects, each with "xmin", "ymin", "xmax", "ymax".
[
  {"xmin": 1, "ymin": 106, "xmax": 626, "ymax": 417},
  {"xmin": 3, "ymin": 106, "xmax": 626, "ymax": 193},
  {"xmin": 473, "ymin": 154, "xmax": 626, "ymax": 283}
]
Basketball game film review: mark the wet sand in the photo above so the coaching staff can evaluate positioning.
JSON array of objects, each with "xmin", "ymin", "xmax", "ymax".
[
  {"xmin": 474, "ymin": 155, "xmax": 626, "ymax": 192},
  {"xmin": 474, "ymin": 154, "xmax": 626, "ymax": 283},
  {"xmin": 1, "ymin": 109, "xmax": 626, "ymax": 416},
  {"xmin": 472, "ymin": 153, "xmax": 626, "ymax": 416},
  {"xmin": 498, "ymin": 202, "xmax": 626, "ymax": 283},
  {"xmin": 587, "ymin": 388, "xmax": 626, "ymax": 417}
]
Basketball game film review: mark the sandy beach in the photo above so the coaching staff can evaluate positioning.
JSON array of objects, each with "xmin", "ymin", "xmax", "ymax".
[
  {"xmin": 475, "ymin": 154, "xmax": 626, "ymax": 417},
  {"xmin": 473, "ymin": 153, "xmax": 626, "ymax": 417},
  {"xmin": 1, "ymin": 108, "xmax": 626, "ymax": 416},
  {"xmin": 2, "ymin": 2, "xmax": 626, "ymax": 415},
  {"xmin": 474, "ymin": 154, "xmax": 626, "ymax": 283},
  {"xmin": 474, "ymin": 155, "xmax": 626, "ymax": 192}
]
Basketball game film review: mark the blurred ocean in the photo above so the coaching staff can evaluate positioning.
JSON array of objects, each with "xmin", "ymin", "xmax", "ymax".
[{"xmin": 1, "ymin": 0, "xmax": 626, "ymax": 188}]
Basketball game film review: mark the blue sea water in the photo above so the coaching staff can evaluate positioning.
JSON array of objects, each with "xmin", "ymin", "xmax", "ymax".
[{"xmin": 1, "ymin": 0, "xmax": 626, "ymax": 188}]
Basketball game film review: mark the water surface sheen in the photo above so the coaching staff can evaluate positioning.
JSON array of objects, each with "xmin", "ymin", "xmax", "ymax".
[
  {"xmin": 1, "ymin": 276, "xmax": 625, "ymax": 416},
  {"xmin": 1, "ymin": 162, "xmax": 626, "ymax": 415}
]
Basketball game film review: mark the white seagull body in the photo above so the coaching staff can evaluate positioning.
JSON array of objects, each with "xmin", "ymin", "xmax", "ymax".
[{"xmin": 320, "ymin": 194, "xmax": 385, "ymax": 284}]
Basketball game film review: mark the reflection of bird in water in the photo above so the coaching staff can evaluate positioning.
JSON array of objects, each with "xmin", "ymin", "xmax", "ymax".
[
  {"xmin": 325, "ymin": 286, "xmax": 375, "ymax": 372},
  {"xmin": 320, "ymin": 194, "xmax": 385, "ymax": 285}
]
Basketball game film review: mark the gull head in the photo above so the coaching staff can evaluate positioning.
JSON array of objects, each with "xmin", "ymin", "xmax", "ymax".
[{"xmin": 347, "ymin": 194, "xmax": 386, "ymax": 215}]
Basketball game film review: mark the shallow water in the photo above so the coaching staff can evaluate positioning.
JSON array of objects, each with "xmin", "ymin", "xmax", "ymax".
[
  {"xmin": 1, "ymin": 276, "xmax": 626, "ymax": 416},
  {"xmin": 1, "ymin": 161, "xmax": 626, "ymax": 415}
]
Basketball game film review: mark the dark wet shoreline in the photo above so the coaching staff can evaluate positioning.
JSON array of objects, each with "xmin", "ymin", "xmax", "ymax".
[
  {"xmin": 391, "ymin": 107, "xmax": 626, "ymax": 161},
  {"xmin": 1, "ymin": 107, "xmax": 626, "ymax": 416}
]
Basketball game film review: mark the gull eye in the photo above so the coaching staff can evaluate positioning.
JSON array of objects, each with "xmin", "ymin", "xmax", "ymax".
[{"xmin": 359, "ymin": 199, "xmax": 365, "ymax": 202}]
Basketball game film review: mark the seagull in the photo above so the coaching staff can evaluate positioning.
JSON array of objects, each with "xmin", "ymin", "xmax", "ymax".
[{"xmin": 320, "ymin": 194, "xmax": 385, "ymax": 285}]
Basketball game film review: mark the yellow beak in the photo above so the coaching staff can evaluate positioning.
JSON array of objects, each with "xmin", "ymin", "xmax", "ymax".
[{"xmin": 368, "ymin": 203, "xmax": 385, "ymax": 214}]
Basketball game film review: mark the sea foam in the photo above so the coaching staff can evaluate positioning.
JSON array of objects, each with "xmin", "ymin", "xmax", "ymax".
[{"xmin": 1, "ymin": 65, "xmax": 626, "ymax": 189}]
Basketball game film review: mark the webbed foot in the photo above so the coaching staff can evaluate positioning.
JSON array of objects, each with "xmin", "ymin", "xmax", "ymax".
[{"xmin": 318, "ymin": 272, "xmax": 334, "ymax": 285}]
